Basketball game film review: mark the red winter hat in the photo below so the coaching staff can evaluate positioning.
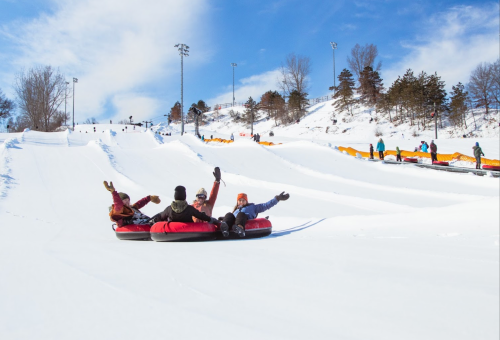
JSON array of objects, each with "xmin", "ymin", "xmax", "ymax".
[{"xmin": 237, "ymin": 193, "xmax": 248, "ymax": 202}]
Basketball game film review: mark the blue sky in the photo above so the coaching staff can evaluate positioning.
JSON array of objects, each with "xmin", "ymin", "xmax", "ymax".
[{"xmin": 0, "ymin": 0, "xmax": 498, "ymax": 124}]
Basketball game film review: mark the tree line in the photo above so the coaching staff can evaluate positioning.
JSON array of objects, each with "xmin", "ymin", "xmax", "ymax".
[
  {"xmin": 2, "ymin": 46, "xmax": 498, "ymax": 133},
  {"xmin": 332, "ymin": 43, "xmax": 500, "ymax": 131}
]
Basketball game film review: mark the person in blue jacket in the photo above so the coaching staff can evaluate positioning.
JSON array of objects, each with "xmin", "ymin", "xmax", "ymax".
[
  {"xmin": 421, "ymin": 141, "xmax": 428, "ymax": 152},
  {"xmin": 219, "ymin": 192, "xmax": 290, "ymax": 238},
  {"xmin": 376, "ymin": 138, "xmax": 385, "ymax": 160}
]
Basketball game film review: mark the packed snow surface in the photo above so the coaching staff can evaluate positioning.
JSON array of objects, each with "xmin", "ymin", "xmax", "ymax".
[{"xmin": 0, "ymin": 119, "xmax": 498, "ymax": 339}]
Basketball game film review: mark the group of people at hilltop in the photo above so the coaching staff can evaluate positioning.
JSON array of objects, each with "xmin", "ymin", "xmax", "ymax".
[
  {"xmin": 369, "ymin": 138, "xmax": 485, "ymax": 168},
  {"xmin": 104, "ymin": 167, "xmax": 289, "ymax": 238}
]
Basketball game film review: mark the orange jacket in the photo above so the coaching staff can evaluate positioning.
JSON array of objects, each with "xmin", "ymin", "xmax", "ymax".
[{"xmin": 191, "ymin": 181, "xmax": 219, "ymax": 222}]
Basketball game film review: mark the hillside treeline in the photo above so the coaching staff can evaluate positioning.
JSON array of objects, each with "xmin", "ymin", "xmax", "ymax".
[{"xmin": 333, "ymin": 44, "xmax": 499, "ymax": 131}]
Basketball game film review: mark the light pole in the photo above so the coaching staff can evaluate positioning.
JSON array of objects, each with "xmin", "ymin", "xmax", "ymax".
[
  {"xmin": 330, "ymin": 42, "xmax": 337, "ymax": 94},
  {"xmin": 65, "ymin": 81, "xmax": 69, "ymax": 126},
  {"xmin": 175, "ymin": 43, "xmax": 189, "ymax": 135},
  {"xmin": 231, "ymin": 63, "xmax": 237, "ymax": 106},
  {"xmin": 72, "ymin": 78, "xmax": 78, "ymax": 131}
]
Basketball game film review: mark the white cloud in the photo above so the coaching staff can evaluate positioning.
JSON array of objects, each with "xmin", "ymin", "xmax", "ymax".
[
  {"xmin": 1, "ymin": 0, "xmax": 210, "ymax": 121},
  {"xmin": 207, "ymin": 69, "xmax": 282, "ymax": 106},
  {"xmin": 383, "ymin": 4, "xmax": 499, "ymax": 91},
  {"xmin": 110, "ymin": 94, "xmax": 160, "ymax": 124}
]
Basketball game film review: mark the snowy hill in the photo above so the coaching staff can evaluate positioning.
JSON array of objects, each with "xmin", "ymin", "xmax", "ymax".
[
  {"xmin": 164, "ymin": 98, "xmax": 499, "ymax": 141},
  {"xmin": 0, "ymin": 123, "xmax": 498, "ymax": 339}
]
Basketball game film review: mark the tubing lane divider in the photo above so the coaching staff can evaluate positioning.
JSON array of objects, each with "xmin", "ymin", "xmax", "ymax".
[{"xmin": 337, "ymin": 146, "xmax": 500, "ymax": 166}]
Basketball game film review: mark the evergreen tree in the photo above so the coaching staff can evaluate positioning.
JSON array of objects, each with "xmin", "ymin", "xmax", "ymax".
[
  {"xmin": 260, "ymin": 90, "xmax": 286, "ymax": 126},
  {"xmin": 376, "ymin": 92, "xmax": 394, "ymax": 122},
  {"xmin": 424, "ymin": 72, "xmax": 447, "ymax": 128},
  {"xmin": 196, "ymin": 100, "xmax": 210, "ymax": 112},
  {"xmin": 449, "ymin": 82, "xmax": 468, "ymax": 129},
  {"xmin": 288, "ymin": 90, "xmax": 308, "ymax": 122},
  {"xmin": 242, "ymin": 96, "xmax": 260, "ymax": 135},
  {"xmin": 358, "ymin": 66, "xmax": 384, "ymax": 106},
  {"xmin": 0, "ymin": 88, "xmax": 15, "ymax": 120},
  {"xmin": 169, "ymin": 101, "xmax": 181, "ymax": 121},
  {"xmin": 332, "ymin": 69, "xmax": 356, "ymax": 115}
]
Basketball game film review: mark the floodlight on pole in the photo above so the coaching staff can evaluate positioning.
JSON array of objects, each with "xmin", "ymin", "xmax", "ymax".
[
  {"xmin": 72, "ymin": 78, "xmax": 78, "ymax": 131},
  {"xmin": 65, "ymin": 81, "xmax": 69, "ymax": 126},
  {"xmin": 231, "ymin": 63, "xmax": 237, "ymax": 107},
  {"xmin": 330, "ymin": 42, "xmax": 337, "ymax": 94},
  {"xmin": 174, "ymin": 43, "xmax": 189, "ymax": 135}
]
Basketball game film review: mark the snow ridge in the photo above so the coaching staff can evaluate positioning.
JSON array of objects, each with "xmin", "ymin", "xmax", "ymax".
[{"xmin": 0, "ymin": 138, "xmax": 20, "ymax": 199}]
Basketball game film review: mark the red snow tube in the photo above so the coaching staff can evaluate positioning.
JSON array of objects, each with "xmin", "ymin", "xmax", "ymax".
[
  {"xmin": 151, "ymin": 222, "xmax": 217, "ymax": 242},
  {"xmin": 114, "ymin": 224, "xmax": 151, "ymax": 241},
  {"xmin": 241, "ymin": 218, "xmax": 273, "ymax": 239},
  {"xmin": 482, "ymin": 165, "xmax": 500, "ymax": 171},
  {"xmin": 432, "ymin": 161, "xmax": 449, "ymax": 166},
  {"xmin": 403, "ymin": 157, "xmax": 418, "ymax": 163},
  {"xmin": 150, "ymin": 218, "xmax": 273, "ymax": 242}
]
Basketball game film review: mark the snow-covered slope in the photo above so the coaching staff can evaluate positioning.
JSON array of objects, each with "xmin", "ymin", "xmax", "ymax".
[{"xmin": 0, "ymin": 126, "xmax": 498, "ymax": 340}]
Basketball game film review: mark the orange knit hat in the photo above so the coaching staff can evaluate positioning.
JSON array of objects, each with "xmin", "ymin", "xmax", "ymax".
[{"xmin": 237, "ymin": 193, "xmax": 248, "ymax": 202}]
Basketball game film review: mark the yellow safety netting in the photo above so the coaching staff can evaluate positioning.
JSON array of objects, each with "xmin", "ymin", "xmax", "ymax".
[
  {"xmin": 338, "ymin": 146, "xmax": 500, "ymax": 166},
  {"xmin": 204, "ymin": 138, "xmax": 281, "ymax": 146}
]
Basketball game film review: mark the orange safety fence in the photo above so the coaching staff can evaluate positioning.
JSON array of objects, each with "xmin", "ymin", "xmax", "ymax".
[
  {"xmin": 204, "ymin": 138, "xmax": 281, "ymax": 146},
  {"xmin": 338, "ymin": 146, "xmax": 500, "ymax": 166}
]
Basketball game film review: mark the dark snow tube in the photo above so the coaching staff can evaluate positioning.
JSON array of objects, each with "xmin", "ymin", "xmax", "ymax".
[
  {"xmin": 403, "ymin": 157, "xmax": 418, "ymax": 163},
  {"xmin": 482, "ymin": 165, "xmax": 500, "ymax": 171},
  {"xmin": 150, "ymin": 218, "xmax": 273, "ymax": 242},
  {"xmin": 432, "ymin": 161, "xmax": 449, "ymax": 166},
  {"xmin": 114, "ymin": 224, "xmax": 151, "ymax": 241}
]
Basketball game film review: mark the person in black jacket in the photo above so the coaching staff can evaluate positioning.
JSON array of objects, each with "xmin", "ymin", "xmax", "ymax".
[{"xmin": 149, "ymin": 186, "xmax": 219, "ymax": 225}]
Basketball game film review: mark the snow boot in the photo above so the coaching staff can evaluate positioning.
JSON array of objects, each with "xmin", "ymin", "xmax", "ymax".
[
  {"xmin": 233, "ymin": 224, "xmax": 245, "ymax": 238},
  {"xmin": 220, "ymin": 222, "xmax": 230, "ymax": 237}
]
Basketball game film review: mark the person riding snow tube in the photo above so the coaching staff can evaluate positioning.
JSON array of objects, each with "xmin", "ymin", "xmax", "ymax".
[
  {"xmin": 104, "ymin": 181, "xmax": 161, "ymax": 240},
  {"xmin": 191, "ymin": 167, "xmax": 221, "ymax": 223},
  {"xmin": 219, "ymin": 192, "xmax": 290, "ymax": 238}
]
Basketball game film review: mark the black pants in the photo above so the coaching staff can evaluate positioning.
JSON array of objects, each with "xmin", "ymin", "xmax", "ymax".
[
  {"xmin": 222, "ymin": 212, "xmax": 248, "ymax": 229},
  {"xmin": 370, "ymin": 151, "xmax": 374, "ymax": 159},
  {"xmin": 476, "ymin": 157, "xmax": 481, "ymax": 169},
  {"xmin": 379, "ymin": 151, "xmax": 384, "ymax": 160},
  {"xmin": 396, "ymin": 154, "xmax": 402, "ymax": 162},
  {"xmin": 431, "ymin": 152, "xmax": 438, "ymax": 162}
]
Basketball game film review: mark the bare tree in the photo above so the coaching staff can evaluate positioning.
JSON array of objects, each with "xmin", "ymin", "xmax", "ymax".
[
  {"xmin": 14, "ymin": 66, "xmax": 66, "ymax": 131},
  {"xmin": 491, "ymin": 59, "xmax": 500, "ymax": 106},
  {"xmin": 278, "ymin": 53, "xmax": 311, "ymax": 97},
  {"xmin": 467, "ymin": 62, "xmax": 494, "ymax": 114},
  {"xmin": 347, "ymin": 43, "xmax": 382, "ymax": 81}
]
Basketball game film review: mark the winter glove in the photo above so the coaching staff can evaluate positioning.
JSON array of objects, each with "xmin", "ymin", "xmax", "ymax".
[
  {"xmin": 213, "ymin": 167, "xmax": 221, "ymax": 182},
  {"xmin": 103, "ymin": 181, "xmax": 115, "ymax": 192},
  {"xmin": 148, "ymin": 214, "xmax": 160, "ymax": 226},
  {"xmin": 150, "ymin": 195, "xmax": 161, "ymax": 204},
  {"xmin": 210, "ymin": 217, "xmax": 221, "ymax": 226},
  {"xmin": 275, "ymin": 191, "xmax": 290, "ymax": 201}
]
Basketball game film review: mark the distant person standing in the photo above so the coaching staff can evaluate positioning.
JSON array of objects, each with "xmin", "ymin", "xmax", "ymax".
[
  {"xmin": 421, "ymin": 141, "xmax": 428, "ymax": 153},
  {"xmin": 430, "ymin": 140, "xmax": 438, "ymax": 162},
  {"xmin": 376, "ymin": 138, "xmax": 385, "ymax": 160},
  {"xmin": 473, "ymin": 142, "xmax": 485, "ymax": 169},
  {"xmin": 369, "ymin": 144, "xmax": 374, "ymax": 159},
  {"xmin": 230, "ymin": 133, "xmax": 234, "ymax": 141},
  {"xmin": 396, "ymin": 146, "xmax": 402, "ymax": 162}
]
